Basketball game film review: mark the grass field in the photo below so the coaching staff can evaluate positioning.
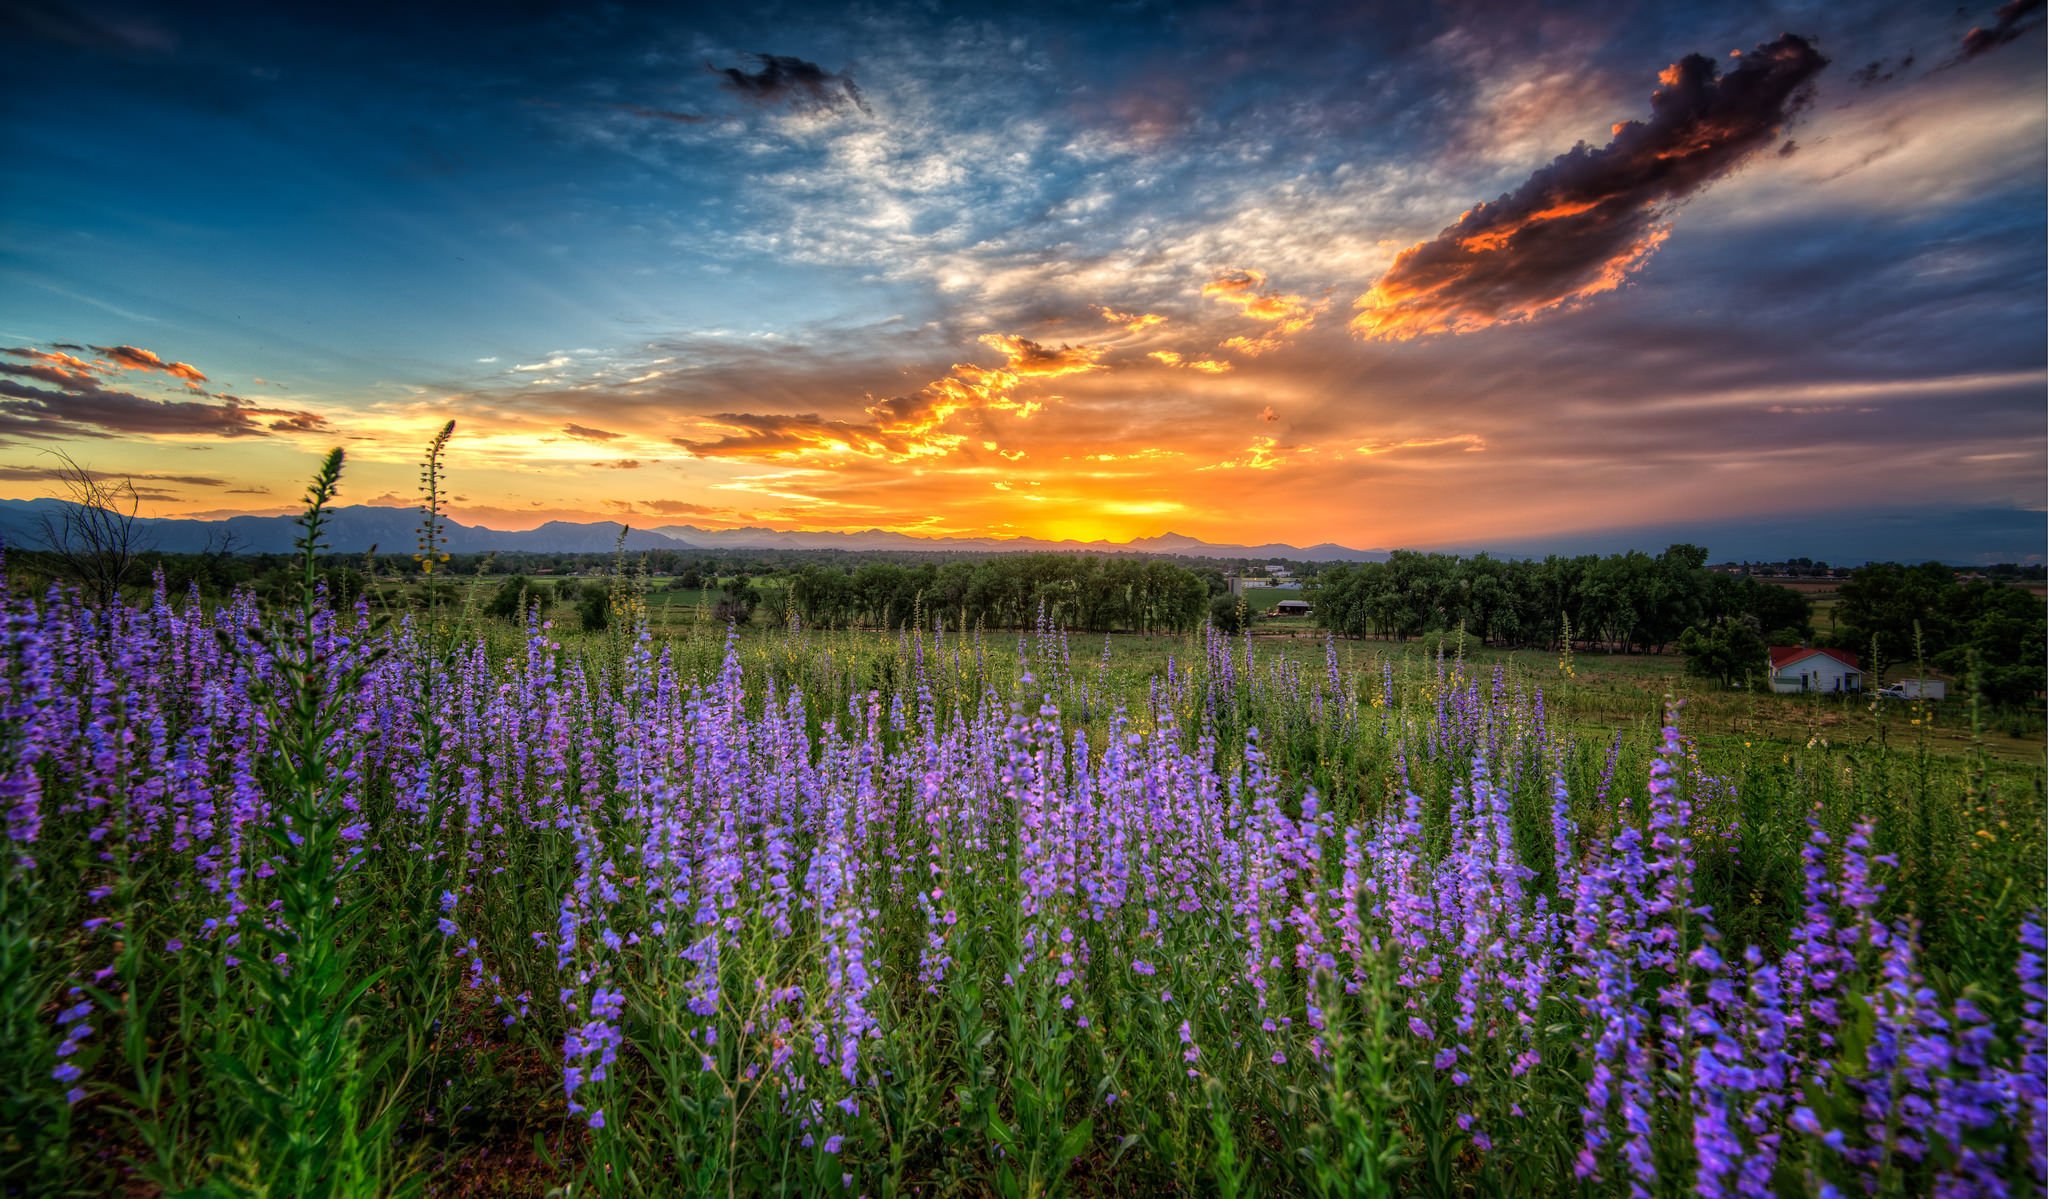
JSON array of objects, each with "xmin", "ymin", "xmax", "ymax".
[{"xmin": 5, "ymin": 548, "xmax": 2042, "ymax": 1196}]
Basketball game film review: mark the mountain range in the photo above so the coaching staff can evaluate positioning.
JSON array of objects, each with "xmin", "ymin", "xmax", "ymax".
[
  {"xmin": 0, "ymin": 499, "xmax": 1387, "ymax": 562},
  {"xmin": 1, "ymin": 498, "xmax": 2038, "ymax": 565}
]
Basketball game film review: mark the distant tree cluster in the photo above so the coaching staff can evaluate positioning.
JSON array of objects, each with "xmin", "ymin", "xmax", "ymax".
[
  {"xmin": 1306, "ymin": 546, "xmax": 1812, "ymax": 654},
  {"xmin": 786, "ymin": 556, "xmax": 1214, "ymax": 633},
  {"xmin": 1829, "ymin": 562, "xmax": 2046, "ymax": 706}
]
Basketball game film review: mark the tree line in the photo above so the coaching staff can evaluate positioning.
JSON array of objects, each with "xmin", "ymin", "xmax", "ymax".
[
  {"xmin": 783, "ymin": 556, "xmax": 1216, "ymax": 634},
  {"xmin": 1829, "ymin": 562, "xmax": 2045, "ymax": 706},
  {"xmin": 1305, "ymin": 546, "xmax": 1812, "ymax": 653}
]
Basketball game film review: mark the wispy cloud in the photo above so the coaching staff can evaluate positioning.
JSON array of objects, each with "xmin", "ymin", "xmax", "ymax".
[
  {"xmin": 0, "ymin": 464, "xmax": 229, "ymax": 488},
  {"xmin": 613, "ymin": 103, "xmax": 708, "ymax": 124}
]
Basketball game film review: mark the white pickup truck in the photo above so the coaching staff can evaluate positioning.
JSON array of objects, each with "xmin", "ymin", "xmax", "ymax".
[{"xmin": 1879, "ymin": 679, "xmax": 1947, "ymax": 701}]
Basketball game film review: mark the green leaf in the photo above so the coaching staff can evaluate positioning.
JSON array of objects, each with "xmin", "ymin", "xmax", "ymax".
[{"xmin": 1059, "ymin": 1116, "xmax": 1094, "ymax": 1162}]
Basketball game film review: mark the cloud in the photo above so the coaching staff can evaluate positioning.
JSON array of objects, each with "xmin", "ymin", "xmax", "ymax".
[
  {"xmin": 714, "ymin": 53, "xmax": 869, "ymax": 115},
  {"xmin": 0, "ymin": 378, "xmax": 269, "ymax": 438},
  {"xmin": 1099, "ymin": 306, "xmax": 1168, "ymax": 334},
  {"xmin": 1352, "ymin": 34, "xmax": 1828, "ymax": 341},
  {"xmin": 637, "ymin": 499, "xmax": 720, "ymax": 516},
  {"xmin": 595, "ymin": 458, "xmax": 643, "ymax": 469},
  {"xmin": 0, "ymin": 343, "xmax": 332, "ymax": 442},
  {"xmin": 262, "ymin": 411, "xmax": 333, "ymax": 434},
  {"xmin": 674, "ymin": 412, "xmax": 903, "ymax": 459},
  {"xmin": 1849, "ymin": 55, "xmax": 1915, "ymax": 87},
  {"xmin": 2, "ymin": 346, "xmax": 104, "ymax": 380},
  {"xmin": 614, "ymin": 103, "xmax": 708, "ymax": 124},
  {"xmin": 1147, "ymin": 348, "xmax": 1232, "ymax": 373},
  {"xmin": 0, "ymin": 465, "xmax": 229, "ymax": 488},
  {"xmin": 89, "ymin": 343, "xmax": 208, "ymax": 383},
  {"xmin": 563, "ymin": 422, "xmax": 624, "ymax": 441},
  {"xmin": 1957, "ymin": 0, "xmax": 2045, "ymax": 60},
  {"xmin": 1201, "ymin": 436, "xmax": 1319, "ymax": 472},
  {"xmin": 1356, "ymin": 433, "xmax": 1487, "ymax": 456},
  {"xmin": 1202, "ymin": 268, "xmax": 1320, "ymax": 355},
  {"xmin": 673, "ymin": 331, "xmax": 1102, "ymax": 461},
  {"xmin": 1260, "ymin": 405, "xmax": 1279, "ymax": 422},
  {"xmin": 1202, "ymin": 269, "xmax": 1318, "ymax": 334},
  {"xmin": 977, "ymin": 334, "xmax": 1105, "ymax": 379}
]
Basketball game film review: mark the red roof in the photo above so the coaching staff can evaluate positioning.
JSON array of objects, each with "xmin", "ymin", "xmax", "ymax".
[{"xmin": 1769, "ymin": 646, "xmax": 1861, "ymax": 671}]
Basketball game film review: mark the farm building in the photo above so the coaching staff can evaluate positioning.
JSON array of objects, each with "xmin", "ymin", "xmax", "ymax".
[
  {"xmin": 1768, "ymin": 646, "xmax": 1863, "ymax": 694},
  {"xmin": 1268, "ymin": 599, "xmax": 1312, "ymax": 617}
]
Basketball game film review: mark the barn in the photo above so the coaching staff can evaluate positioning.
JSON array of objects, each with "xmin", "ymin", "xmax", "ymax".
[
  {"xmin": 1769, "ymin": 646, "xmax": 1863, "ymax": 694},
  {"xmin": 1267, "ymin": 599, "xmax": 1312, "ymax": 617}
]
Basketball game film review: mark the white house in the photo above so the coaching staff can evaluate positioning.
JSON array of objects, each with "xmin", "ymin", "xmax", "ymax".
[{"xmin": 1768, "ymin": 646, "xmax": 1863, "ymax": 694}]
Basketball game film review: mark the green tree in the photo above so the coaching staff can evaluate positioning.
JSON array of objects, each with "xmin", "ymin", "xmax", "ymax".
[
  {"xmin": 485, "ymin": 574, "xmax": 535, "ymax": 620},
  {"xmin": 1678, "ymin": 617, "xmax": 1768, "ymax": 689},
  {"xmin": 1209, "ymin": 592, "xmax": 1249, "ymax": 634},
  {"xmin": 577, "ymin": 581, "xmax": 609, "ymax": 632}
]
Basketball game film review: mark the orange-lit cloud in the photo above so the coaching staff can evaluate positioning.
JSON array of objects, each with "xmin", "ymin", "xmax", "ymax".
[
  {"xmin": 1353, "ymin": 34, "xmax": 1827, "ymax": 341},
  {"xmin": 675, "ymin": 333, "xmax": 1105, "ymax": 461},
  {"xmin": 1148, "ymin": 348, "xmax": 1231, "ymax": 373},
  {"xmin": 1357, "ymin": 433, "xmax": 1487, "ymax": 456},
  {"xmin": 2, "ymin": 347, "xmax": 104, "ymax": 381},
  {"xmin": 1202, "ymin": 435, "xmax": 1318, "ymax": 472},
  {"xmin": 0, "ymin": 343, "xmax": 337, "ymax": 442},
  {"xmin": 1202, "ymin": 268, "xmax": 1318, "ymax": 336},
  {"xmin": 563, "ymin": 422, "xmax": 623, "ymax": 441},
  {"xmin": 1098, "ymin": 306, "xmax": 1168, "ymax": 334},
  {"xmin": 91, "ymin": 344, "xmax": 209, "ymax": 384},
  {"xmin": 977, "ymin": 334, "xmax": 1105, "ymax": 378}
]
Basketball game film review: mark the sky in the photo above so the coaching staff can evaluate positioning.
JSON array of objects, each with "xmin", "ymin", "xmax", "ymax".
[{"xmin": 2, "ymin": 0, "xmax": 2044, "ymax": 559}]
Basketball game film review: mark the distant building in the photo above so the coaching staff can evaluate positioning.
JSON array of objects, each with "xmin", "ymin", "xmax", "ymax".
[
  {"xmin": 1264, "ymin": 564, "xmax": 1293, "ymax": 578},
  {"xmin": 1768, "ymin": 646, "xmax": 1863, "ymax": 694},
  {"xmin": 1268, "ymin": 599, "xmax": 1312, "ymax": 618}
]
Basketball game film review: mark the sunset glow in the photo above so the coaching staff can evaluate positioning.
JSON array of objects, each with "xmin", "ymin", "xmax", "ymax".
[{"xmin": 1, "ymin": 3, "xmax": 2042, "ymax": 556}]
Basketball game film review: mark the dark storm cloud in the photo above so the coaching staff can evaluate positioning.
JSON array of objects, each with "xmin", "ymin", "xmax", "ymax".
[
  {"xmin": 1353, "ymin": 34, "xmax": 1829, "ymax": 341},
  {"xmin": 713, "ymin": 54, "xmax": 869, "ymax": 115},
  {"xmin": 1957, "ymin": 0, "xmax": 2046, "ymax": 60}
]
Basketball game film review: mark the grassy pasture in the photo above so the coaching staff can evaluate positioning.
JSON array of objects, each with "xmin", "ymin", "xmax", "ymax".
[{"xmin": 7, "ymin": 537, "xmax": 2040, "ymax": 1197}]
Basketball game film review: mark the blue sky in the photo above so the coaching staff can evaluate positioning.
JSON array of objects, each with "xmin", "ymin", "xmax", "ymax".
[{"xmin": 2, "ymin": 0, "xmax": 2043, "ymax": 557}]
